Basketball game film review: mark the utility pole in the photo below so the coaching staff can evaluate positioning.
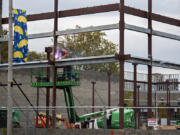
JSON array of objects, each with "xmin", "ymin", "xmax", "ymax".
[{"xmin": 7, "ymin": 0, "xmax": 13, "ymax": 135}]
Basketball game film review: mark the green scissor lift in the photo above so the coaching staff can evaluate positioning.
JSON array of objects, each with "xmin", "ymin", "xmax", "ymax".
[
  {"xmin": 31, "ymin": 66, "xmax": 135, "ymax": 128},
  {"xmin": 30, "ymin": 66, "xmax": 81, "ymax": 123}
]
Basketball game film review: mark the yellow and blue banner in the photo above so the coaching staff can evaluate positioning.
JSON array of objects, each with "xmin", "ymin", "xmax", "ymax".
[{"xmin": 13, "ymin": 9, "xmax": 28, "ymax": 63}]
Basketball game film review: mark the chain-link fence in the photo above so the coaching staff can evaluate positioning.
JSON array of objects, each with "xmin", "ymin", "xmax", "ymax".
[{"xmin": 1, "ymin": 106, "xmax": 180, "ymax": 135}]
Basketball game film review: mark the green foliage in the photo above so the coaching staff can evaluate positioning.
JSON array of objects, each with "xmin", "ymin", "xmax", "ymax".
[
  {"xmin": 58, "ymin": 26, "xmax": 119, "ymax": 73},
  {"xmin": 0, "ymin": 29, "xmax": 46, "ymax": 62},
  {"xmin": 0, "ymin": 30, "xmax": 8, "ymax": 63},
  {"xmin": 27, "ymin": 51, "xmax": 46, "ymax": 61},
  {"xmin": 158, "ymin": 103, "xmax": 167, "ymax": 119},
  {"xmin": 0, "ymin": 42, "xmax": 8, "ymax": 63},
  {"xmin": 124, "ymin": 91, "xmax": 133, "ymax": 107}
]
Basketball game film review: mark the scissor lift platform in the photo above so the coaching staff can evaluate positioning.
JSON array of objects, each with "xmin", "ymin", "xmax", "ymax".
[{"xmin": 30, "ymin": 67, "xmax": 80, "ymax": 88}]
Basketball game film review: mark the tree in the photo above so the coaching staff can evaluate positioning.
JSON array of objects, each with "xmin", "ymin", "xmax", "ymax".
[
  {"xmin": 27, "ymin": 51, "xmax": 46, "ymax": 61},
  {"xmin": 0, "ymin": 30, "xmax": 8, "ymax": 63},
  {"xmin": 58, "ymin": 26, "xmax": 119, "ymax": 73},
  {"xmin": 0, "ymin": 29, "xmax": 46, "ymax": 63}
]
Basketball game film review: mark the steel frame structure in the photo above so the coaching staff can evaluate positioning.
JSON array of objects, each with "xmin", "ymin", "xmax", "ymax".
[{"xmin": 0, "ymin": 0, "xmax": 180, "ymax": 129}]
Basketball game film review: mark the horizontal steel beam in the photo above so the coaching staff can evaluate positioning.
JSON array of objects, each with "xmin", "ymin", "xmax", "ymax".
[
  {"xmin": 56, "ymin": 24, "xmax": 118, "ymax": 35},
  {"xmin": 28, "ymin": 32, "xmax": 53, "ymax": 39},
  {"xmin": 152, "ymin": 30, "xmax": 180, "ymax": 41},
  {"xmin": 1, "ymin": 23, "xmax": 180, "ymax": 42},
  {"xmin": 0, "ymin": 32, "xmax": 53, "ymax": 42},
  {"xmin": 56, "ymin": 23, "xmax": 180, "ymax": 41},
  {"xmin": 0, "ymin": 55, "xmax": 180, "ymax": 70},
  {"xmin": 2, "ymin": 3, "xmax": 180, "ymax": 27}
]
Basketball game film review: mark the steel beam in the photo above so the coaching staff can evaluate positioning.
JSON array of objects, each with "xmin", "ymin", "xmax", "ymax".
[
  {"xmin": 28, "ymin": 32, "xmax": 53, "ymax": 39},
  {"xmin": 2, "ymin": 3, "xmax": 180, "ymax": 27},
  {"xmin": 152, "ymin": 30, "xmax": 180, "ymax": 41},
  {"xmin": 56, "ymin": 24, "xmax": 118, "ymax": 36},
  {"xmin": 1, "ymin": 24, "xmax": 180, "ymax": 42},
  {"xmin": 57, "ymin": 24, "xmax": 180, "ymax": 41},
  {"xmin": 1, "ymin": 55, "xmax": 180, "ymax": 70}
]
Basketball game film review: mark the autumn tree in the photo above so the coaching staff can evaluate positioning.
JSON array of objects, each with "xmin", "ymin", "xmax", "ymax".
[
  {"xmin": 0, "ymin": 29, "xmax": 46, "ymax": 63},
  {"xmin": 0, "ymin": 30, "xmax": 8, "ymax": 63},
  {"xmin": 57, "ymin": 26, "xmax": 119, "ymax": 73},
  {"xmin": 27, "ymin": 51, "xmax": 46, "ymax": 61}
]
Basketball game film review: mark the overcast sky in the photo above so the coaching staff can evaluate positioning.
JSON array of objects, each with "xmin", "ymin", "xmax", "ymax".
[{"xmin": 2, "ymin": 0, "xmax": 180, "ymax": 73}]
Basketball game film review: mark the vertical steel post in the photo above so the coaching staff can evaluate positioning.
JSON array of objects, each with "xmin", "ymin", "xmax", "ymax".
[
  {"xmin": 154, "ymin": 91, "xmax": 157, "ymax": 121},
  {"xmin": 7, "ymin": 0, "xmax": 13, "ymax": 134},
  {"xmin": 108, "ymin": 72, "xmax": 111, "ymax": 107},
  {"xmin": 166, "ymin": 81, "xmax": 170, "ymax": 125},
  {"xmin": 92, "ymin": 81, "xmax": 96, "ymax": 113},
  {"xmin": 52, "ymin": 0, "xmax": 58, "ymax": 128},
  {"xmin": 25, "ymin": 107, "xmax": 30, "ymax": 135},
  {"xmin": 92, "ymin": 81, "xmax": 96, "ymax": 129},
  {"xmin": 46, "ymin": 79, "xmax": 50, "ymax": 127},
  {"xmin": 119, "ymin": 0, "xmax": 125, "ymax": 129},
  {"xmin": 168, "ymin": 86, "xmax": 171, "ymax": 125},
  {"xmin": 133, "ymin": 63, "xmax": 137, "ymax": 128},
  {"xmin": 45, "ymin": 47, "xmax": 51, "ymax": 128},
  {"xmin": 137, "ymin": 85, "xmax": 140, "ymax": 129},
  {"xmin": 46, "ymin": 80, "xmax": 50, "ymax": 128},
  {"xmin": 36, "ymin": 87, "xmax": 39, "ymax": 127},
  {"xmin": 103, "ymin": 106, "xmax": 107, "ymax": 130},
  {"xmin": 148, "ymin": 0, "xmax": 152, "ymax": 121}
]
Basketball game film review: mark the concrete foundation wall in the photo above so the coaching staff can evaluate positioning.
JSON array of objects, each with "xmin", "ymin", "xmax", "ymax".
[
  {"xmin": 0, "ymin": 69, "xmax": 180, "ymax": 126},
  {"xmin": 7, "ymin": 129, "xmax": 180, "ymax": 135},
  {"xmin": 1, "ymin": 69, "xmax": 179, "ymax": 108}
]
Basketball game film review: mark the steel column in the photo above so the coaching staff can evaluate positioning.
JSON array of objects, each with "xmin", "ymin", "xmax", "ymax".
[
  {"xmin": 52, "ymin": 0, "xmax": 58, "ymax": 128},
  {"xmin": 92, "ymin": 81, "xmax": 96, "ymax": 129},
  {"xmin": 166, "ymin": 81, "xmax": 170, "ymax": 125},
  {"xmin": 45, "ymin": 47, "xmax": 51, "ymax": 128},
  {"xmin": 147, "ymin": 0, "xmax": 152, "ymax": 121},
  {"xmin": 92, "ymin": 81, "xmax": 96, "ymax": 113},
  {"xmin": 168, "ymin": 86, "xmax": 171, "ymax": 125},
  {"xmin": 108, "ymin": 72, "xmax": 111, "ymax": 107},
  {"xmin": 154, "ymin": 91, "xmax": 157, "ymax": 121},
  {"xmin": 119, "ymin": 0, "xmax": 125, "ymax": 129},
  {"xmin": 133, "ymin": 63, "xmax": 137, "ymax": 128},
  {"xmin": 137, "ymin": 85, "xmax": 140, "ymax": 129},
  {"xmin": 36, "ymin": 87, "xmax": 39, "ymax": 127}
]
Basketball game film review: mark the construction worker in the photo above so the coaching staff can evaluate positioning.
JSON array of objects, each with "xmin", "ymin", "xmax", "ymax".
[
  {"xmin": 60, "ymin": 48, "xmax": 70, "ymax": 59},
  {"xmin": 59, "ymin": 48, "xmax": 72, "ymax": 80}
]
